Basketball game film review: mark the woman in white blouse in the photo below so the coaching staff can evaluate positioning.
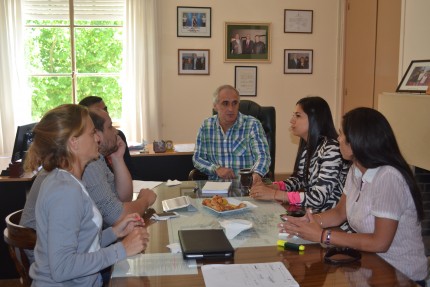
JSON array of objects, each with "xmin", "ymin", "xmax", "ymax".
[{"xmin": 280, "ymin": 107, "xmax": 428, "ymax": 285}]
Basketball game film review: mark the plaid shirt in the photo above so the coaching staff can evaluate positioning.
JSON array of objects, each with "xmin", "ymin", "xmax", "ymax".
[{"xmin": 193, "ymin": 112, "xmax": 271, "ymax": 180}]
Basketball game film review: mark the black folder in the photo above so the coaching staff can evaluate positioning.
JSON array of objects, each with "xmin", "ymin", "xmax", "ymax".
[{"xmin": 178, "ymin": 229, "xmax": 235, "ymax": 260}]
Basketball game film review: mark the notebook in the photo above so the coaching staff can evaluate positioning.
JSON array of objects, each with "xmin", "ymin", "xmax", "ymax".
[
  {"xmin": 162, "ymin": 196, "xmax": 196, "ymax": 212},
  {"xmin": 201, "ymin": 181, "xmax": 232, "ymax": 194},
  {"xmin": 178, "ymin": 229, "xmax": 235, "ymax": 260}
]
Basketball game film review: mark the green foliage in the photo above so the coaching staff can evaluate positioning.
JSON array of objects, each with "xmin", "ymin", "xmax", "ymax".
[{"xmin": 25, "ymin": 20, "xmax": 123, "ymax": 121}]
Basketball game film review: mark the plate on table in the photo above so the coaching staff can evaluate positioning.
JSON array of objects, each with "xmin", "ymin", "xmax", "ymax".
[{"xmin": 202, "ymin": 197, "xmax": 249, "ymax": 214}]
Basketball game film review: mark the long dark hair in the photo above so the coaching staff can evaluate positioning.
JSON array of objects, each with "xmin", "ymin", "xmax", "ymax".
[
  {"xmin": 292, "ymin": 96, "xmax": 338, "ymax": 179},
  {"xmin": 342, "ymin": 107, "xmax": 423, "ymax": 221}
]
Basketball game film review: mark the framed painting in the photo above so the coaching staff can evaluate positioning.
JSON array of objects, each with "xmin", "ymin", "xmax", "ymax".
[
  {"xmin": 225, "ymin": 22, "xmax": 271, "ymax": 63},
  {"xmin": 177, "ymin": 6, "xmax": 211, "ymax": 37},
  {"xmin": 178, "ymin": 49, "xmax": 210, "ymax": 75},
  {"xmin": 396, "ymin": 60, "xmax": 430, "ymax": 93},
  {"xmin": 284, "ymin": 49, "xmax": 313, "ymax": 74}
]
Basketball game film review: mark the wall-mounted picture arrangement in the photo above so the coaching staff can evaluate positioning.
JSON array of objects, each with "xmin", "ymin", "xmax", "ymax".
[
  {"xmin": 178, "ymin": 49, "xmax": 210, "ymax": 75},
  {"xmin": 225, "ymin": 22, "xmax": 271, "ymax": 63},
  {"xmin": 284, "ymin": 9, "xmax": 313, "ymax": 33},
  {"xmin": 284, "ymin": 49, "xmax": 313, "ymax": 74},
  {"xmin": 396, "ymin": 59, "xmax": 430, "ymax": 93},
  {"xmin": 235, "ymin": 66, "xmax": 257, "ymax": 97},
  {"xmin": 177, "ymin": 6, "xmax": 211, "ymax": 37}
]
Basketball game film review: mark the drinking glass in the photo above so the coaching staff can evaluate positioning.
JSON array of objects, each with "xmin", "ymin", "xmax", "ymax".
[{"xmin": 239, "ymin": 168, "xmax": 253, "ymax": 196}]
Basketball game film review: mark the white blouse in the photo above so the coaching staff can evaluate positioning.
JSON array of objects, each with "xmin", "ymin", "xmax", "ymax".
[{"xmin": 344, "ymin": 165, "xmax": 427, "ymax": 281}]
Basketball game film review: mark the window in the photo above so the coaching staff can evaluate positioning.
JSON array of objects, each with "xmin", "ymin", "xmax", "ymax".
[{"xmin": 23, "ymin": 0, "xmax": 124, "ymax": 121}]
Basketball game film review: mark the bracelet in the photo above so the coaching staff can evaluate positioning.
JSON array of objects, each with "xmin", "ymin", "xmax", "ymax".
[
  {"xmin": 315, "ymin": 214, "xmax": 323, "ymax": 228},
  {"xmin": 324, "ymin": 229, "xmax": 332, "ymax": 246},
  {"xmin": 320, "ymin": 229, "xmax": 325, "ymax": 244}
]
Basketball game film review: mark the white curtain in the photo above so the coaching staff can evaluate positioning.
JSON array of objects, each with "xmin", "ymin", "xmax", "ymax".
[
  {"xmin": 0, "ymin": 0, "xmax": 31, "ymax": 155},
  {"xmin": 122, "ymin": 0, "xmax": 160, "ymax": 143}
]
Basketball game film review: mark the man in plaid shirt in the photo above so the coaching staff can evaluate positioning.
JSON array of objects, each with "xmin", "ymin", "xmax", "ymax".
[{"xmin": 193, "ymin": 85, "xmax": 271, "ymax": 181}]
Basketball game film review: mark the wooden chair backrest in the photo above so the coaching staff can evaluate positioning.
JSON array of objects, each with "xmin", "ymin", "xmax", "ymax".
[{"xmin": 4, "ymin": 209, "xmax": 36, "ymax": 286}]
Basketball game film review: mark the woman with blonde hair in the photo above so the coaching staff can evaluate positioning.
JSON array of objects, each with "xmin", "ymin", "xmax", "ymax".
[{"xmin": 25, "ymin": 104, "xmax": 149, "ymax": 286}]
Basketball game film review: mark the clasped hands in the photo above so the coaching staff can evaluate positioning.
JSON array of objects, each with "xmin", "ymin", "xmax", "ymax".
[
  {"xmin": 278, "ymin": 209, "xmax": 322, "ymax": 243},
  {"xmin": 113, "ymin": 213, "xmax": 150, "ymax": 256}
]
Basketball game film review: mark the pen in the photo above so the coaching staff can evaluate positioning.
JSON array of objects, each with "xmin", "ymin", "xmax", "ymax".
[{"xmin": 277, "ymin": 239, "xmax": 305, "ymax": 251}]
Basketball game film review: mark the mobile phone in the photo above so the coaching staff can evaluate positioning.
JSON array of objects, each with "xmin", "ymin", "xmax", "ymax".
[{"xmin": 280, "ymin": 209, "xmax": 306, "ymax": 219}]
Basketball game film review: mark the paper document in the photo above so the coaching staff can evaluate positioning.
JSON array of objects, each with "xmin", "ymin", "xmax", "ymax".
[
  {"xmin": 174, "ymin": 144, "xmax": 195, "ymax": 152},
  {"xmin": 111, "ymin": 253, "xmax": 197, "ymax": 277},
  {"xmin": 132, "ymin": 180, "xmax": 163, "ymax": 192},
  {"xmin": 202, "ymin": 181, "xmax": 232, "ymax": 194},
  {"xmin": 202, "ymin": 262, "xmax": 299, "ymax": 287}
]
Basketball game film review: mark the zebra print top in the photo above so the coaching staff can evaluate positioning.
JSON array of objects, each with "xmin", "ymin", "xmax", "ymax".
[{"xmin": 282, "ymin": 137, "xmax": 350, "ymax": 212}]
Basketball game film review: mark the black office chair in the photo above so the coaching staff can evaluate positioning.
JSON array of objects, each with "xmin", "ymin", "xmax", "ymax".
[{"xmin": 189, "ymin": 100, "xmax": 276, "ymax": 181}]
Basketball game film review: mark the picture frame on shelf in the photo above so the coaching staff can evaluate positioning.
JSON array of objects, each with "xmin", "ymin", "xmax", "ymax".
[
  {"xmin": 284, "ymin": 9, "xmax": 313, "ymax": 33},
  {"xmin": 225, "ymin": 22, "xmax": 271, "ymax": 63},
  {"xmin": 234, "ymin": 66, "xmax": 257, "ymax": 97},
  {"xmin": 178, "ymin": 49, "xmax": 210, "ymax": 75},
  {"xmin": 396, "ymin": 60, "xmax": 430, "ymax": 93},
  {"xmin": 284, "ymin": 49, "xmax": 313, "ymax": 74},
  {"xmin": 177, "ymin": 6, "xmax": 211, "ymax": 37}
]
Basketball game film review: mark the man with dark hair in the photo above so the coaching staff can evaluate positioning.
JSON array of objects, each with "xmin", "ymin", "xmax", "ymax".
[{"xmin": 79, "ymin": 96, "xmax": 138, "ymax": 179}]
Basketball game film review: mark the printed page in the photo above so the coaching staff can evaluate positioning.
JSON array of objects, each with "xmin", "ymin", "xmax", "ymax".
[
  {"xmin": 132, "ymin": 180, "xmax": 163, "ymax": 192},
  {"xmin": 111, "ymin": 253, "xmax": 197, "ymax": 277},
  {"xmin": 202, "ymin": 262, "xmax": 299, "ymax": 287}
]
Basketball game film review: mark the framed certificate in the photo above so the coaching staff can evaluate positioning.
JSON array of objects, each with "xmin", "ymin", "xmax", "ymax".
[
  {"xmin": 235, "ymin": 66, "xmax": 257, "ymax": 97},
  {"xmin": 284, "ymin": 9, "xmax": 313, "ymax": 33}
]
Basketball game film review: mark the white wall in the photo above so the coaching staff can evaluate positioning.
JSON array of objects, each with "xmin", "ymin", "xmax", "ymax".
[
  {"xmin": 399, "ymin": 0, "xmax": 430, "ymax": 77},
  {"xmin": 157, "ymin": 0, "xmax": 342, "ymax": 175}
]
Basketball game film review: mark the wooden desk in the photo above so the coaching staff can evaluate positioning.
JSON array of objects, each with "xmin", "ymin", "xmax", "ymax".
[
  {"xmin": 0, "ymin": 156, "xmax": 35, "ymax": 279},
  {"xmin": 110, "ymin": 182, "xmax": 416, "ymax": 287},
  {"xmin": 130, "ymin": 144, "xmax": 194, "ymax": 181}
]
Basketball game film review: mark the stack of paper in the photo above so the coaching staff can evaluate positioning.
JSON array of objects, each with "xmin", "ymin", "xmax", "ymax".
[
  {"xmin": 174, "ymin": 144, "xmax": 195, "ymax": 152},
  {"xmin": 202, "ymin": 182, "xmax": 232, "ymax": 194}
]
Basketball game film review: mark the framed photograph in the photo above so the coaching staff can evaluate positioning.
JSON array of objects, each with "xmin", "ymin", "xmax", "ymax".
[
  {"xmin": 177, "ymin": 6, "xmax": 211, "ymax": 37},
  {"xmin": 284, "ymin": 9, "xmax": 313, "ymax": 33},
  {"xmin": 235, "ymin": 66, "xmax": 257, "ymax": 97},
  {"xmin": 396, "ymin": 60, "xmax": 430, "ymax": 93},
  {"xmin": 178, "ymin": 49, "xmax": 210, "ymax": 75},
  {"xmin": 225, "ymin": 22, "xmax": 271, "ymax": 63},
  {"xmin": 284, "ymin": 49, "xmax": 313, "ymax": 74}
]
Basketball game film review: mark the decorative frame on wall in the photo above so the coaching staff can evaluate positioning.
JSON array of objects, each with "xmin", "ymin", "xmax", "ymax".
[
  {"xmin": 284, "ymin": 9, "xmax": 313, "ymax": 33},
  {"xmin": 234, "ymin": 66, "xmax": 257, "ymax": 97},
  {"xmin": 396, "ymin": 59, "xmax": 430, "ymax": 93},
  {"xmin": 178, "ymin": 49, "xmax": 210, "ymax": 75},
  {"xmin": 177, "ymin": 6, "xmax": 211, "ymax": 37},
  {"xmin": 225, "ymin": 22, "xmax": 271, "ymax": 63},
  {"xmin": 284, "ymin": 49, "xmax": 313, "ymax": 74}
]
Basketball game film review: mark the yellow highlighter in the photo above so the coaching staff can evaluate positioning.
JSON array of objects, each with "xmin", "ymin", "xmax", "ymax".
[{"xmin": 277, "ymin": 239, "xmax": 305, "ymax": 251}]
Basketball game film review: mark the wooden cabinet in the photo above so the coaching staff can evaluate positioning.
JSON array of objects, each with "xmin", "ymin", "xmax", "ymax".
[{"xmin": 343, "ymin": 0, "xmax": 401, "ymax": 113}]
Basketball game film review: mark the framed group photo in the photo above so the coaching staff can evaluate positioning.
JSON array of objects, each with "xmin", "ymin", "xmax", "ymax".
[
  {"xmin": 234, "ymin": 66, "xmax": 257, "ymax": 97},
  {"xmin": 178, "ymin": 49, "xmax": 210, "ymax": 75},
  {"xmin": 225, "ymin": 22, "xmax": 271, "ymax": 63},
  {"xmin": 177, "ymin": 6, "xmax": 211, "ymax": 37},
  {"xmin": 284, "ymin": 9, "xmax": 313, "ymax": 33},
  {"xmin": 284, "ymin": 49, "xmax": 313, "ymax": 74},
  {"xmin": 396, "ymin": 59, "xmax": 430, "ymax": 93}
]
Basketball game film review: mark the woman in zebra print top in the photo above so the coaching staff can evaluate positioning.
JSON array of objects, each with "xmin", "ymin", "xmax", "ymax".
[{"xmin": 251, "ymin": 96, "xmax": 350, "ymax": 212}]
